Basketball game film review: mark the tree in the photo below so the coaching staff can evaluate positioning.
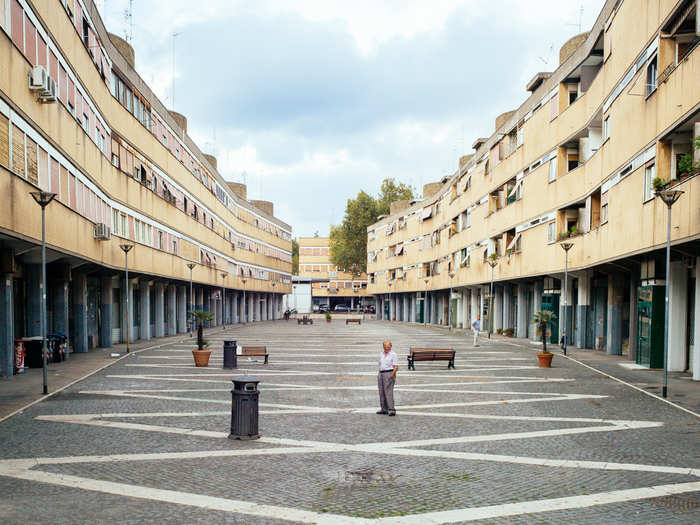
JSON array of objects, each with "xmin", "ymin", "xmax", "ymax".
[
  {"xmin": 375, "ymin": 178, "xmax": 415, "ymax": 216},
  {"xmin": 329, "ymin": 191, "xmax": 378, "ymax": 275},
  {"xmin": 329, "ymin": 178, "xmax": 415, "ymax": 274},
  {"xmin": 291, "ymin": 238, "xmax": 299, "ymax": 275}
]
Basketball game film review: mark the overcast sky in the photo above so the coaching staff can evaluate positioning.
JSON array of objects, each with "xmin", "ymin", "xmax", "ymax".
[{"xmin": 99, "ymin": 0, "xmax": 605, "ymax": 237}]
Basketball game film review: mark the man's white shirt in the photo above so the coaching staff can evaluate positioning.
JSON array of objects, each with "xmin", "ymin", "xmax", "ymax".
[{"xmin": 379, "ymin": 350, "xmax": 398, "ymax": 371}]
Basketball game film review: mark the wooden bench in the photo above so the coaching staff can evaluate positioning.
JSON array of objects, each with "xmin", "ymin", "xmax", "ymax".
[
  {"xmin": 345, "ymin": 318, "xmax": 362, "ymax": 325},
  {"xmin": 297, "ymin": 316, "xmax": 313, "ymax": 325},
  {"xmin": 241, "ymin": 346, "xmax": 269, "ymax": 364},
  {"xmin": 407, "ymin": 348, "xmax": 455, "ymax": 371}
]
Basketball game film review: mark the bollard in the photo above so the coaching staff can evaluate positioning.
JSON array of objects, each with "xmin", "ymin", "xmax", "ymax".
[
  {"xmin": 229, "ymin": 376, "xmax": 260, "ymax": 440},
  {"xmin": 223, "ymin": 340, "xmax": 237, "ymax": 369}
]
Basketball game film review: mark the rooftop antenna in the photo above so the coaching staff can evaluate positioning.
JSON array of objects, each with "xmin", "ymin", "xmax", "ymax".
[
  {"xmin": 123, "ymin": 0, "xmax": 133, "ymax": 43},
  {"xmin": 566, "ymin": 4, "xmax": 584, "ymax": 33},
  {"xmin": 171, "ymin": 31, "xmax": 182, "ymax": 110}
]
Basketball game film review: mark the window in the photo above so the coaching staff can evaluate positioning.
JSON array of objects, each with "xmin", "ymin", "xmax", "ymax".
[
  {"xmin": 549, "ymin": 157, "xmax": 557, "ymax": 182},
  {"xmin": 111, "ymin": 153, "xmax": 119, "ymax": 168},
  {"xmin": 82, "ymin": 113, "xmax": 89, "ymax": 133},
  {"xmin": 111, "ymin": 72, "xmax": 118, "ymax": 98},
  {"xmin": 646, "ymin": 55, "xmax": 657, "ymax": 96},
  {"xmin": 158, "ymin": 230, "xmax": 163, "ymax": 249},
  {"xmin": 601, "ymin": 203, "xmax": 608, "ymax": 223},
  {"xmin": 547, "ymin": 221, "xmax": 556, "ymax": 243},
  {"xmin": 603, "ymin": 116, "xmax": 610, "ymax": 141},
  {"xmin": 644, "ymin": 163, "xmax": 655, "ymax": 201}
]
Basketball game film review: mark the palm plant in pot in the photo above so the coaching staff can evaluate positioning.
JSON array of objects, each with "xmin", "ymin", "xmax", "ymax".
[
  {"xmin": 532, "ymin": 310, "xmax": 556, "ymax": 367},
  {"xmin": 189, "ymin": 310, "xmax": 214, "ymax": 366},
  {"xmin": 325, "ymin": 311, "xmax": 332, "ymax": 323}
]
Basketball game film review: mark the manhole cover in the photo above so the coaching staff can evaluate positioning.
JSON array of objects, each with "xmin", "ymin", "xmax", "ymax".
[{"xmin": 343, "ymin": 468, "xmax": 393, "ymax": 483}]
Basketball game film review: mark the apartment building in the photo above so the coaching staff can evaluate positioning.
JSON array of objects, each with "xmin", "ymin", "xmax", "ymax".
[
  {"xmin": 0, "ymin": 0, "xmax": 292, "ymax": 377},
  {"xmin": 367, "ymin": 0, "xmax": 700, "ymax": 379},
  {"xmin": 298, "ymin": 237, "xmax": 372, "ymax": 310}
]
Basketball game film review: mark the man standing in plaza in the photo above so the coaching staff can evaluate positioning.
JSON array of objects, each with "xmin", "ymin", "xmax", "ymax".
[
  {"xmin": 377, "ymin": 340, "xmax": 398, "ymax": 416},
  {"xmin": 472, "ymin": 316, "xmax": 480, "ymax": 347}
]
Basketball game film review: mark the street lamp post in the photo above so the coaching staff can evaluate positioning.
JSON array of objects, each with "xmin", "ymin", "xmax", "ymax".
[
  {"xmin": 387, "ymin": 281, "xmax": 393, "ymax": 321},
  {"xmin": 119, "ymin": 244, "xmax": 134, "ymax": 354},
  {"xmin": 448, "ymin": 271, "xmax": 456, "ymax": 330},
  {"xmin": 30, "ymin": 191, "xmax": 56, "ymax": 395},
  {"xmin": 560, "ymin": 242, "xmax": 574, "ymax": 356},
  {"xmin": 241, "ymin": 278, "xmax": 247, "ymax": 323},
  {"xmin": 271, "ymin": 281, "xmax": 276, "ymax": 320},
  {"xmin": 487, "ymin": 257, "xmax": 498, "ymax": 339},
  {"xmin": 657, "ymin": 188, "xmax": 684, "ymax": 398},
  {"xmin": 423, "ymin": 277, "xmax": 430, "ymax": 326},
  {"xmin": 220, "ymin": 271, "xmax": 227, "ymax": 327},
  {"xmin": 186, "ymin": 263, "xmax": 195, "ymax": 336}
]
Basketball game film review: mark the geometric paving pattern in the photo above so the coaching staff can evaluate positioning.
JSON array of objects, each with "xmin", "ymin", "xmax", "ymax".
[{"xmin": 0, "ymin": 320, "xmax": 698, "ymax": 524}]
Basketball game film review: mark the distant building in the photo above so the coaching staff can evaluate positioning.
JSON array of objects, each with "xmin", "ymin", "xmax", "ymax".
[
  {"xmin": 367, "ymin": 0, "xmax": 700, "ymax": 379},
  {"xmin": 298, "ymin": 237, "xmax": 373, "ymax": 310}
]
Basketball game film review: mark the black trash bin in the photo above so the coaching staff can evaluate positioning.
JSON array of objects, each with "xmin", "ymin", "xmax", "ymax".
[
  {"xmin": 229, "ymin": 376, "xmax": 260, "ymax": 440},
  {"xmin": 22, "ymin": 337, "xmax": 47, "ymax": 368},
  {"xmin": 223, "ymin": 340, "xmax": 237, "ymax": 369}
]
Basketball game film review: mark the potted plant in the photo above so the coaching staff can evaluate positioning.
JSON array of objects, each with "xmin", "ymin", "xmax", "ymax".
[
  {"xmin": 325, "ymin": 311, "xmax": 332, "ymax": 323},
  {"xmin": 189, "ymin": 310, "xmax": 214, "ymax": 366},
  {"xmin": 532, "ymin": 310, "xmax": 557, "ymax": 367},
  {"xmin": 569, "ymin": 225, "xmax": 579, "ymax": 237},
  {"xmin": 504, "ymin": 327, "xmax": 514, "ymax": 337}
]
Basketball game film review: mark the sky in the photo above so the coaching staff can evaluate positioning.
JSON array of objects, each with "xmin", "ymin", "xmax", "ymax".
[{"xmin": 98, "ymin": 0, "xmax": 605, "ymax": 237}]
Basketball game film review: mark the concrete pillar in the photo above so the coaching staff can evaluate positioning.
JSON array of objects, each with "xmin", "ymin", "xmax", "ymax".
[
  {"xmin": 166, "ymin": 285, "xmax": 177, "ymax": 335},
  {"xmin": 389, "ymin": 294, "xmax": 395, "ymax": 321},
  {"xmin": 628, "ymin": 272, "xmax": 638, "ymax": 362},
  {"xmin": 531, "ymin": 281, "xmax": 543, "ymax": 340},
  {"xmin": 232, "ymin": 291, "xmax": 238, "ymax": 323},
  {"xmin": 73, "ymin": 273, "xmax": 88, "ymax": 352},
  {"xmin": 494, "ymin": 286, "xmax": 504, "ymax": 332},
  {"xmin": 176, "ymin": 285, "xmax": 187, "ymax": 334},
  {"xmin": 248, "ymin": 293, "xmax": 254, "ymax": 322},
  {"xmin": 503, "ymin": 284, "xmax": 513, "ymax": 330},
  {"xmin": 402, "ymin": 295, "xmax": 407, "ymax": 322},
  {"xmin": 668, "ymin": 261, "xmax": 688, "ymax": 372},
  {"xmin": 693, "ymin": 258, "xmax": 700, "ymax": 381},
  {"xmin": 576, "ymin": 271, "xmax": 592, "ymax": 349},
  {"xmin": 606, "ymin": 273, "xmax": 624, "ymax": 355},
  {"xmin": 471, "ymin": 288, "xmax": 479, "ymax": 326},
  {"xmin": 431, "ymin": 293, "xmax": 437, "ymax": 324},
  {"xmin": 120, "ymin": 277, "xmax": 135, "ymax": 344},
  {"xmin": 154, "ymin": 282, "xmax": 165, "ymax": 338},
  {"xmin": 100, "ymin": 276, "xmax": 114, "ymax": 348},
  {"xmin": 516, "ymin": 283, "xmax": 528, "ymax": 338},
  {"xmin": 53, "ymin": 277, "xmax": 70, "ymax": 341},
  {"xmin": 376, "ymin": 297, "xmax": 382, "ymax": 320},
  {"xmin": 0, "ymin": 274, "xmax": 14, "ymax": 377},
  {"xmin": 26, "ymin": 264, "xmax": 42, "ymax": 336},
  {"xmin": 196, "ymin": 287, "xmax": 203, "ymax": 313},
  {"xmin": 139, "ymin": 280, "xmax": 151, "ymax": 341},
  {"xmin": 561, "ymin": 277, "xmax": 574, "ymax": 347},
  {"xmin": 215, "ymin": 291, "xmax": 222, "ymax": 326}
]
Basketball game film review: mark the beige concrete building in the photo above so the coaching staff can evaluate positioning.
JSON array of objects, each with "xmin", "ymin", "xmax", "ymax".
[
  {"xmin": 0, "ymin": 0, "xmax": 292, "ymax": 376},
  {"xmin": 367, "ymin": 0, "xmax": 700, "ymax": 380},
  {"xmin": 298, "ymin": 237, "xmax": 372, "ymax": 310}
]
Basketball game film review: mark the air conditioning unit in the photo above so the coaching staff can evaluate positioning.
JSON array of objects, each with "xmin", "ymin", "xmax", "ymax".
[
  {"xmin": 94, "ymin": 223, "xmax": 111, "ymax": 240},
  {"xmin": 29, "ymin": 65, "xmax": 49, "ymax": 92},
  {"xmin": 38, "ymin": 76, "xmax": 57, "ymax": 102}
]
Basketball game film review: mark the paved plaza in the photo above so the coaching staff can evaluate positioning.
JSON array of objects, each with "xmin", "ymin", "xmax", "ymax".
[{"xmin": 0, "ymin": 320, "xmax": 698, "ymax": 524}]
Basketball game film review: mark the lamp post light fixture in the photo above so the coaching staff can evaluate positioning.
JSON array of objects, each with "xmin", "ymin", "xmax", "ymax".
[
  {"xmin": 186, "ymin": 263, "xmax": 195, "ymax": 336},
  {"xmin": 119, "ymin": 244, "xmax": 134, "ymax": 354},
  {"xmin": 487, "ymin": 256, "xmax": 498, "ymax": 339},
  {"xmin": 424, "ymin": 277, "xmax": 430, "ymax": 326},
  {"xmin": 560, "ymin": 241, "xmax": 574, "ymax": 356},
  {"xmin": 241, "ymin": 278, "xmax": 247, "ymax": 323},
  {"xmin": 448, "ymin": 270, "xmax": 456, "ymax": 330},
  {"xmin": 220, "ymin": 271, "xmax": 228, "ymax": 327},
  {"xmin": 30, "ymin": 191, "xmax": 56, "ymax": 395},
  {"xmin": 657, "ymin": 188, "xmax": 684, "ymax": 398}
]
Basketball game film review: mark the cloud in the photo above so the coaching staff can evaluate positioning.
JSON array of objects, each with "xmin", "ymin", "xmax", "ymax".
[{"xmin": 101, "ymin": 0, "xmax": 606, "ymax": 237}]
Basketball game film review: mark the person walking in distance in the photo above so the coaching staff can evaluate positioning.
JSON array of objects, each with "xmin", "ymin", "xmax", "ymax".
[
  {"xmin": 472, "ymin": 316, "xmax": 480, "ymax": 347},
  {"xmin": 377, "ymin": 341, "xmax": 398, "ymax": 416}
]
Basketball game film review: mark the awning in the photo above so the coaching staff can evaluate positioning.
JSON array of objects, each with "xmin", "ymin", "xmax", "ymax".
[
  {"xmin": 507, "ymin": 232, "xmax": 522, "ymax": 251},
  {"xmin": 421, "ymin": 207, "xmax": 433, "ymax": 220},
  {"xmin": 507, "ymin": 179, "xmax": 523, "ymax": 198},
  {"xmin": 395, "ymin": 243, "xmax": 404, "ymax": 256},
  {"xmin": 461, "ymin": 251, "xmax": 470, "ymax": 264}
]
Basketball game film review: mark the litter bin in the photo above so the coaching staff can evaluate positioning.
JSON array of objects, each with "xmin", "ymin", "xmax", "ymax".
[
  {"xmin": 22, "ymin": 337, "xmax": 47, "ymax": 368},
  {"xmin": 229, "ymin": 376, "xmax": 260, "ymax": 440},
  {"xmin": 223, "ymin": 340, "xmax": 237, "ymax": 369},
  {"xmin": 13, "ymin": 340, "xmax": 26, "ymax": 374}
]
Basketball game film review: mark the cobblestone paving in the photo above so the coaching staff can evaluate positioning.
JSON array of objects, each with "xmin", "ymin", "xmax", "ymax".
[{"xmin": 0, "ymin": 320, "xmax": 698, "ymax": 524}]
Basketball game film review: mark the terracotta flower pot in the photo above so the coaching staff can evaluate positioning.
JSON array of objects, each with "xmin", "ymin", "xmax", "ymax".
[
  {"xmin": 326, "ymin": 318, "xmax": 331, "ymax": 323},
  {"xmin": 192, "ymin": 349, "xmax": 212, "ymax": 367},
  {"xmin": 537, "ymin": 352, "xmax": 553, "ymax": 368}
]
